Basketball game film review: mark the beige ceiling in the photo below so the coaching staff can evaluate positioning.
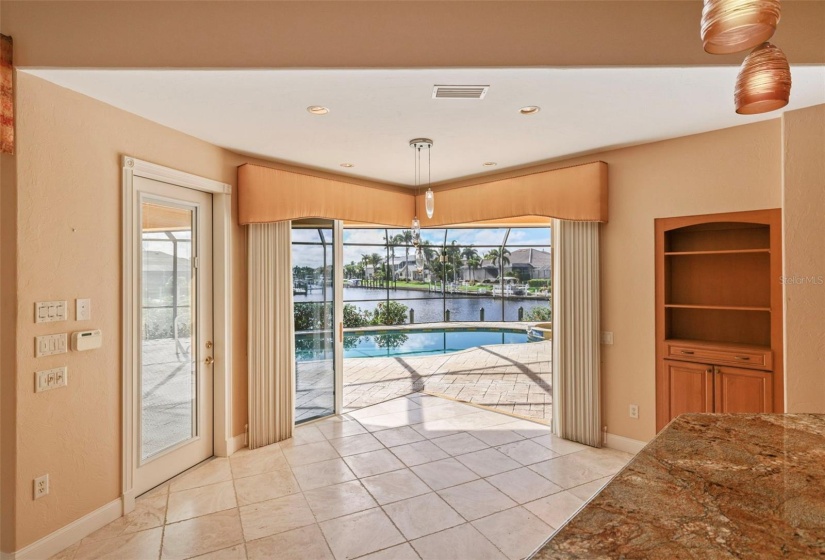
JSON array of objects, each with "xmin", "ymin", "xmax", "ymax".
[{"xmin": 25, "ymin": 67, "xmax": 825, "ymax": 185}]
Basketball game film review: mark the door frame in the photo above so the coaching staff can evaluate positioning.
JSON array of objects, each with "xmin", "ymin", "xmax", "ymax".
[{"xmin": 121, "ymin": 156, "xmax": 233, "ymax": 513}]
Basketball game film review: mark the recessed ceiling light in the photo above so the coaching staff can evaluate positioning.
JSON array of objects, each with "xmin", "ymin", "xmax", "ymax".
[
  {"xmin": 483, "ymin": 162, "xmax": 498, "ymax": 167},
  {"xmin": 307, "ymin": 105, "xmax": 329, "ymax": 115},
  {"xmin": 340, "ymin": 163, "xmax": 355, "ymax": 168},
  {"xmin": 519, "ymin": 106, "xmax": 541, "ymax": 115}
]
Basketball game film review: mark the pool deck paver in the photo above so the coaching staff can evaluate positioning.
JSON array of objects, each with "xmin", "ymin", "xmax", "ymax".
[
  {"xmin": 342, "ymin": 340, "xmax": 551, "ymax": 423},
  {"xmin": 296, "ymin": 323, "xmax": 552, "ymax": 424}
]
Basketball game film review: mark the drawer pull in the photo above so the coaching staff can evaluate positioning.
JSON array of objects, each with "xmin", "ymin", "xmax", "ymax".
[
  {"xmin": 734, "ymin": 356, "xmax": 751, "ymax": 361},
  {"xmin": 680, "ymin": 350, "xmax": 695, "ymax": 355}
]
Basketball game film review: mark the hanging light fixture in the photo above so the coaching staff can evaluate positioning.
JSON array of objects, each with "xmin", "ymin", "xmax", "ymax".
[
  {"xmin": 409, "ymin": 138, "xmax": 434, "ymax": 273},
  {"xmin": 735, "ymin": 42, "xmax": 791, "ymax": 114},
  {"xmin": 701, "ymin": 0, "xmax": 781, "ymax": 55}
]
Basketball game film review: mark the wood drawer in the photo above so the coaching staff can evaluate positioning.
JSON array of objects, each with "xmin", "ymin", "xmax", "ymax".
[{"xmin": 666, "ymin": 341, "xmax": 772, "ymax": 371}]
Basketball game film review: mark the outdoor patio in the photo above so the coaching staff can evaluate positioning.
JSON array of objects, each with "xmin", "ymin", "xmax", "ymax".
[{"xmin": 297, "ymin": 339, "xmax": 552, "ymax": 424}]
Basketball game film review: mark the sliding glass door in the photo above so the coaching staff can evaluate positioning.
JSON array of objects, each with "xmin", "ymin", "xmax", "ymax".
[{"xmin": 292, "ymin": 220, "xmax": 343, "ymax": 423}]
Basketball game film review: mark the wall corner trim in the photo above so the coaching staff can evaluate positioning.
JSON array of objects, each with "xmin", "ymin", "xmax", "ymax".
[
  {"xmin": 11, "ymin": 498, "xmax": 122, "ymax": 560},
  {"xmin": 604, "ymin": 433, "xmax": 648, "ymax": 455}
]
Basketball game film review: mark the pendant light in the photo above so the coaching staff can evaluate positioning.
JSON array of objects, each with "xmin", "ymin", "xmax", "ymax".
[
  {"xmin": 701, "ymin": 0, "xmax": 781, "ymax": 55},
  {"xmin": 735, "ymin": 42, "xmax": 791, "ymax": 114},
  {"xmin": 409, "ymin": 138, "xmax": 434, "ymax": 273}
]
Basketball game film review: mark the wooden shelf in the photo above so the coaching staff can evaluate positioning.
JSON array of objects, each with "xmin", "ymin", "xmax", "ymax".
[
  {"xmin": 665, "ymin": 304, "xmax": 771, "ymax": 312},
  {"xmin": 664, "ymin": 249, "xmax": 769, "ymax": 256},
  {"xmin": 656, "ymin": 209, "xmax": 783, "ymax": 431}
]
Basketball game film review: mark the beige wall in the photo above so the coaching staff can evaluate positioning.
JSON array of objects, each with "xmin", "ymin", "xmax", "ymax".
[
  {"xmin": 10, "ymin": 73, "xmax": 252, "ymax": 549},
  {"xmin": 782, "ymin": 104, "xmax": 825, "ymax": 412},
  {"xmin": 546, "ymin": 120, "xmax": 783, "ymax": 442}
]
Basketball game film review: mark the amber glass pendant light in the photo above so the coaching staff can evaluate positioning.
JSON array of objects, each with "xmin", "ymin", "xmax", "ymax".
[
  {"xmin": 701, "ymin": 0, "xmax": 781, "ymax": 55},
  {"xmin": 735, "ymin": 42, "xmax": 791, "ymax": 114}
]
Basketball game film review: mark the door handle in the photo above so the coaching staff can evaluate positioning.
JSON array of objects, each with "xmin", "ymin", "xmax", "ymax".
[
  {"xmin": 204, "ymin": 356, "xmax": 214, "ymax": 366},
  {"xmin": 339, "ymin": 322, "xmax": 344, "ymax": 343}
]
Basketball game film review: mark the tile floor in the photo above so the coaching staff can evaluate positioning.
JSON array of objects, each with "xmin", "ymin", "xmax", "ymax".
[{"xmin": 52, "ymin": 394, "xmax": 632, "ymax": 560}]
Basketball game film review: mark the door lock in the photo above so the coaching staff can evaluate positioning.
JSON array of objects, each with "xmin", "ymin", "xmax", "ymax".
[
  {"xmin": 204, "ymin": 356, "xmax": 214, "ymax": 366},
  {"xmin": 205, "ymin": 341, "xmax": 213, "ymax": 349}
]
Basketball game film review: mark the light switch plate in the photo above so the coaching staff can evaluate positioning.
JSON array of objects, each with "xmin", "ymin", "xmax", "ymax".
[
  {"xmin": 35, "ymin": 367, "xmax": 68, "ymax": 392},
  {"xmin": 601, "ymin": 331, "xmax": 614, "ymax": 345},
  {"xmin": 35, "ymin": 301, "xmax": 67, "ymax": 323},
  {"xmin": 76, "ymin": 299, "xmax": 91, "ymax": 321},
  {"xmin": 35, "ymin": 333, "xmax": 68, "ymax": 357}
]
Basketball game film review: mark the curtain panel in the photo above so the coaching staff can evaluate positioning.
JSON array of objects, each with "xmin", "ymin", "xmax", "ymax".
[
  {"xmin": 247, "ymin": 222, "xmax": 295, "ymax": 448},
  {"xmin": 552, "ymin": 219, "xmax": 602, "ymax": 447}
]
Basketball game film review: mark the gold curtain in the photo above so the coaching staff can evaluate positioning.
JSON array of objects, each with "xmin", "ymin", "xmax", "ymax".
[
  {"xmin": 238, "ymin": 161, "xmax": 608, "ymax": 226},
  {"xmin": 247, "ymin": 221, "xmax": 295, "ymax": 447}
]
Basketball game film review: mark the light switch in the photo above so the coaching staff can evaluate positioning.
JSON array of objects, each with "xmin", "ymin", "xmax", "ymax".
[
  {"xmin": 600, "ymin": 331, "xmax": 614, "ymax": 345},
  {"xmin": 35, "ymin": 333, "xmax": 67, "ymax": 357},
  {"xmin": 35, "ymin": 367, "xmax": 68, "ymax": 392},
  {"xmin": 35, "ymin": 301, "xmax": 67, "ymax": 323},
  {"xmin": 76, "ymin": 299, "xmax": 91, "ymax": 321}
]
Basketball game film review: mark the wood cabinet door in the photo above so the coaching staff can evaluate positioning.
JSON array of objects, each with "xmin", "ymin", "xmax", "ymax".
[
  {"xmin": 663, "ymin": 360, "xmax": 714, "ymax": 422},
  {"xmin": 714, "ymin": 366, "xmax": 773, "ymax": 413}
]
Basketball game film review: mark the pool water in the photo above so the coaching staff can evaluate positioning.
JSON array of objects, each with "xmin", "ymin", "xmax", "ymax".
[{"xmin": 295, "ymin": 327, "xmax": 535, "ymax": 361}]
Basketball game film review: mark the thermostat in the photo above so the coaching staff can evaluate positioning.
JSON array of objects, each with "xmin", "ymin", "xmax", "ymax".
[{"xmin": 72, "ymin": 329, "xmax": 102, "ymax": 351}]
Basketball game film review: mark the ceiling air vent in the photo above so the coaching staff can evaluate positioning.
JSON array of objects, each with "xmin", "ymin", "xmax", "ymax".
[{"xmin": 432, "ymin": 85, "xmax": 489, "ymax": 100}]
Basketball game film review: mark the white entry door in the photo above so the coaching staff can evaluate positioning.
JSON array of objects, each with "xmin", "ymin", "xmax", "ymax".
[{"xmin": 133, "ymin": 176, "xmax": 214, "ymax": 495}]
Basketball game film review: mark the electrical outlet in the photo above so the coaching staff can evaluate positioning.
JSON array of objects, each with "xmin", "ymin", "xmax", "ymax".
[
  {"xmin": 34, "ymin": 474, "xmax": 49, "ymax": 500},
  {"xmin": 76, "ymin": 298, "xmax": 91, "ymax": 321},
  {"xmin": 629, "ymin": 404, "xmax": 639, "ymax": 419},
  {"xmin": 600, "ymin": 331, "xmax": 614, "ymax": 345}
]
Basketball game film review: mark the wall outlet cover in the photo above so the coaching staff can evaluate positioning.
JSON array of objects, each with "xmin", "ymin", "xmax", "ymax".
[
  {"xmin": 35, "ymin": 333, "xmax": 68, "ymax": 358},
  {"xmin": 76, "ymin": 298, "xmax": 91, "ymax": 321},
  {"xmin": 629, "ymin": 404, "xmax": 640, "ymax": 419},
  {"xmin": 34, "ymin": 474, "xmax": 49, "ymax": 500},
  {"xmin": 35, "ymin": 301, "xmax": 67, "ymax": 323}
]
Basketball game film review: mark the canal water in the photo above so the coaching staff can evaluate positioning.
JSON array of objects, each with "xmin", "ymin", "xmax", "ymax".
[{"xmin": 295, "ymin": 286, "xmax": 550, "ymax": 323}]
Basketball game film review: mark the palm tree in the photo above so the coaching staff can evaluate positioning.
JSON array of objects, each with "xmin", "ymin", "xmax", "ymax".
[
  {"xmin": 396, "ymin": 230, "xmax": 414, "ymax": 280},
  {"xmin": 467, "ymin": 256, "xmax": 482, "ymax": 282},
  {"xmin": 483, "ymin": 248, "xmax": 511, "ymax": 278},
  {"xmin": 460, "ymin": 246, "xmax": 480, "ymax": 282},
  {"xmin": 360, "ymin": 254, "xmax": 371, "ymax": 279},
  {"xmin": 384, "ymin": 233, "xmax": 396, "ymax": 282}
]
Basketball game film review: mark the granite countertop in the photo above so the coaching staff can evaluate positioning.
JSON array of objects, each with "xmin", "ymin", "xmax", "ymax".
[{"xmin": 532, "ymin": 414, "xmax": 825, "ymax": 559}]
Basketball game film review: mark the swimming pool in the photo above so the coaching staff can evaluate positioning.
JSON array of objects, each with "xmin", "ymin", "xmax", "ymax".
[{"xmin": 295, "ymin": 327, "xmax": 537, "ymax": 361}]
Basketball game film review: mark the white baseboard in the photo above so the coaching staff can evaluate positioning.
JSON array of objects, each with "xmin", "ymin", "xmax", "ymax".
[
  {"xmin": 226, "ymin": 433, "xmax": 246, "ymax": 455},
  {"xmin": 604, "ymin": 432, "xmax": 647, "ymax": 454},
  {"xmin": 12, "ymin": 498, "xmax": 122, "ymax": 560}
]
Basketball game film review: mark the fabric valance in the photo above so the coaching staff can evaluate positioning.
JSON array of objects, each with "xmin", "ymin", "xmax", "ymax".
[{"xmin": 238, "ymin": 161, "xmax": 608, "ymax": 226}]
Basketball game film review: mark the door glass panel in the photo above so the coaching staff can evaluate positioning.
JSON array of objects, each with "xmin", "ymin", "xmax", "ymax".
[
  {"xmin": 140, "ymin": 201, "xmax": 197, "ymax": 461},
  {"xmin": 293, "ymin": 221, "xmax": 336, "ymax": 423}
]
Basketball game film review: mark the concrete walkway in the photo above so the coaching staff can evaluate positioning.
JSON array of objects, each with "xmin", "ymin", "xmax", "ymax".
[{"xmin": 343, "ymin": 340, "xmax": 552, "ymax": 424}]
